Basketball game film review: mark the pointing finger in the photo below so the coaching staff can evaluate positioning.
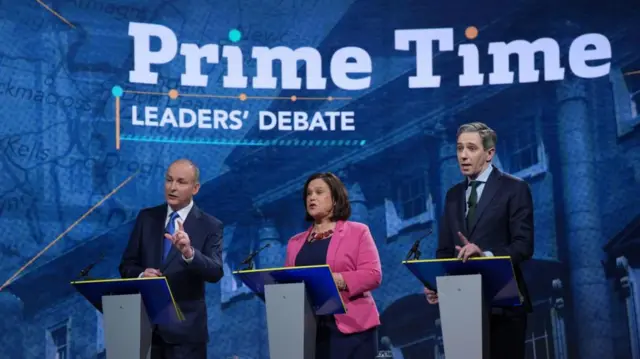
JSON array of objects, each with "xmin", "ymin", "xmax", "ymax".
[
  {"xmin": 457, "ymin": 232, "xmax": 469, "ymax": 245},
  {"xmin": 177, "ymin": 219, "xmax": 184, "ymax": 231}
]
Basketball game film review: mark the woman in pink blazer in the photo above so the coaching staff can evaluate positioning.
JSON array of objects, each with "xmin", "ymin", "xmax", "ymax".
[{"xmin": 284, "ymin": 172, "xmax": 382, "ymax": 359}]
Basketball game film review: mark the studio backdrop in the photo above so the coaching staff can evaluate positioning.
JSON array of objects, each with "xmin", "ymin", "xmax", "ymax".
[{"xmin": 0, "ymin": 0, "xmax": 639, "ymax": 358}]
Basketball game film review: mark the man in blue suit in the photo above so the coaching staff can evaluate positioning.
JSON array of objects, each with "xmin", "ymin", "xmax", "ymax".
[
  {"xmin": 425, "ymin": 122, "xmax": 534, "ymax": 359},
  {"xmin": 119, "ymin": 158, "xmax": 224, "ymax": 359}
]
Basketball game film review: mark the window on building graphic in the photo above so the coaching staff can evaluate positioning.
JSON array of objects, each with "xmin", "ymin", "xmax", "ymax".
[
  {"xmin": 525, "ymin": 301, "xmax": 555, "ymax": 359},
  {"xmin": 610, "ymin": 64, "xmax": 640, "ymax": 137},
  {"xmin": 386, "ymin": 333, "xmax": 440, "ymax": 359},
  {"xmin": 500, "ymin": 127, "xmax": 536, "ymax": 171},
  {"xmin": 525, "ymin": 329, "xmax": 553, "ymax": 359},
  {"xmin": 398, "ymin": 175, "xmax": 428, "ymax": 220},
  {"xmin": 47, "ymin": 320, "xmax": 69, "ymax": 359},
  {"xmin": 495, "ymin": 113, "xmax": 548, "ymax": 179},
  {"xmin": 384, "ymin": 171, "xmax": 435, "ymax": 239}
]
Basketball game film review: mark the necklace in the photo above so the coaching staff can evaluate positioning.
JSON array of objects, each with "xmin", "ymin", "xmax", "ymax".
[{"xmin": 308, "ymin": 229, "xmax": 334, "ymax": 242}]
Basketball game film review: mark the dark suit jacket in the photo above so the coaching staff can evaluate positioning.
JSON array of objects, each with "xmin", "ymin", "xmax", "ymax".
[
  {"xmin": 119, "ymin": 203, "xmax": 224, "ymax": 344},
  {"xmin": 436, "ymin": 166, "xmax": 534, "ymax": 312}
]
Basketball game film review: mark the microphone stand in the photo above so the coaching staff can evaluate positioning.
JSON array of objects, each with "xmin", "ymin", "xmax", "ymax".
[
  {"xmin": 404, "ymin": 228, "xmax": 433, "ymax": 261},
  {"xmin": 405, "ymin": 240, "xmax": 422, "ymax": 261},
  {"xmin": 78, "ymin": 252, "xmax": 106, "ymax": 280},
  {"xmin": 241, "ymin": 243, "xmax": 271, "ymax": 270}
]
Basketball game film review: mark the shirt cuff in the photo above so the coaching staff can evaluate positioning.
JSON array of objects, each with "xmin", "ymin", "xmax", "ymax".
[
  {"xmin": 483, "ymin": 251, "xmax": 494, "ymax": 257},
  {"xmin": 182, "ymin": 248, "xmax": 195, "ymax": 263},
  {"xmin": 138, "ymin": 272, "xmax": 144, "ymax": 278}
]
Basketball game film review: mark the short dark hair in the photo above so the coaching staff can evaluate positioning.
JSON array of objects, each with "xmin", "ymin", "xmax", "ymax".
[
  {"xmin": 303, "ymin": 172, "xmax": 351, "ymax": 222},
  {"xmin": 457, "ymin": 122, "xmax": 497, "ymax": 150}
]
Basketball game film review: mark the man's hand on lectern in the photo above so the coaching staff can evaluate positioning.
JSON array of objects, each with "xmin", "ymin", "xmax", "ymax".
[
  {"xmin": 455, "ymin": 232, "xmax": 484, "ymax": 262},
  {"xmin": 424, "ymin": 287, "xmax": 438, "ymax": 304},
  {"xmin": 141, "ymin": 268, "xmax": 162, "ymax": 277}
]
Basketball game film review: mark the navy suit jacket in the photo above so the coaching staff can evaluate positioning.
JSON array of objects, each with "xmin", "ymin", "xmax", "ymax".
[
  {"xmin": 436, "ymin": 166, "xmax": 534, "ymax": 312},
  {"xmin": 119, "ymin": 203, "xmax": 224, "ymax": 344}
]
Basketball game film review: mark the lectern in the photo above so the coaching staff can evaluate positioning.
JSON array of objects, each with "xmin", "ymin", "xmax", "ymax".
[
  {"xmin": 71, "ymin": 277, "xmax": 183, "ymax": 359},
  {"xmin": 234, "ymin": 264, "xmax": 346, "ymax": 359},
  {"xmin": 403, "ymin": 257, "xmax": 522, "ymax": 359}
]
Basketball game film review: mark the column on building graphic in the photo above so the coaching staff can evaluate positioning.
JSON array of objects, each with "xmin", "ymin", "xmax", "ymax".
[
  {"xmin": 256, "ymin": 217, "xmax": 284, "ymax": 269},
  {"xmin": 0, "ymin": 291, "xmax": 23, "ymax": 359},
  {"xmin": 555, "ymin": 74, "xmax": 614, "ymax": 358},
  {"xmin": 550, "ymin": 279, "xmax": 568, "ymax": 359},
  {"xmin": 220, "ymin": 223, "xmax": 253, "ymax": 306},
  {"xmin": 336, "ymin": 167, "xmax": 369, "ymax": 224},
  {"xmin": 435, "ymin": 121, "xmax": 460, "ymax": 213},
  {"xmin": 431, "ymin": 121, "xmax": 462, "ymax": 264},
  {"xmin": 617, "ymin": 256, "xmax": 640, "ymax": 359},
  {"xmin": 347, "ymin": 179, "xmax": 369, "ymax": 224}
]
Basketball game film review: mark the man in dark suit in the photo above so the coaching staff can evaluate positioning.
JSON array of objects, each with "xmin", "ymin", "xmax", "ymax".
[
  {"xmin": 425, "ymin": 122, "xmax": 534, "ymax": 359},
  {"xmin": 119, "ymin": 158, "xmax": 224, "ymax": 359}
]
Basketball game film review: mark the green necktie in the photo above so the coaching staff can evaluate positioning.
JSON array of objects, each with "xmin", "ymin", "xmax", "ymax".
[{"xmin": 466, "ymin": 181, "xmax": 480, "ymax": 229}]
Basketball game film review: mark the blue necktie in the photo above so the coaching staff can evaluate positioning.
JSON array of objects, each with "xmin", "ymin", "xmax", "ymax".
[{"xmin": 164, "ymin": 212, "xmax": 180, "ymax": 261}]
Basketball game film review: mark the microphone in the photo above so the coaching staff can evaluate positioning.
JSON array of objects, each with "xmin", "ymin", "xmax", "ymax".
[
  {"xmin": 78, "ymin": 251, "xmax": 106, "ymax": 279},
  {"xmin": 405, "ymin": 228, "xmax": 433, "ymax": 261},
  {"xmin": 241, "ymin": 243, "xmax": 271, "ymax": 270}
]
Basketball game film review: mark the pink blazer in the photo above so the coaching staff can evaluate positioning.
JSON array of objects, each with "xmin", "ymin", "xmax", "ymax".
[{"xmin": 284, "ymin": 220, "xmax": 382, "ymax": 334}]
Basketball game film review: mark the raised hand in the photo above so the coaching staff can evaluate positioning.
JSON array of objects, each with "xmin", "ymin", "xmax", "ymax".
[{"xmin": 165, "ymin": 220, "xmax": 194, "ymax": 259}]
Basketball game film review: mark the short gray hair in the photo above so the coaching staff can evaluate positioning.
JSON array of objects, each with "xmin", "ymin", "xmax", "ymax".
[
  {"xmin": 168, "ymin": 158, "xmax": 200, "ymax": 184},
  {"xmin": 457, "ymin": 122, "xmax": 497, "ymax": 150}
]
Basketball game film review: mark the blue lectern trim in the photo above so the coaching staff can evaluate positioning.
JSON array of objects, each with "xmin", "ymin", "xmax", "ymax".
[
  {"xmin": 71, "ymin": 277, "xmax": 184, "ymax": 322},
  {"xmin": 233, "ymin": 263, "xmax": 329, "ymax": 274},
  {"xmin": 402, "ymin": 255, "xmax": 512, "ymax": 264},
  {"xmin": 401, "ymin": 256, "xmax": 523, "ymax": 306},
  {"xmin": 233, "ymin": 264, "xmax": 347, "ymax": 315}
]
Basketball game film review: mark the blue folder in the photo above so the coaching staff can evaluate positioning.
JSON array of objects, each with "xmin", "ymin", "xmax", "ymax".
[
  {"xmin": 71, "ymin": 277, "xmax": 184, "ymax": 324},
  {"xmin": 403, "ymin": 256, "xmax": 522, "ymax": 307},
  {"xmin": 233, "ymin": 264, "xmax": 346, "ymax": 315}
]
